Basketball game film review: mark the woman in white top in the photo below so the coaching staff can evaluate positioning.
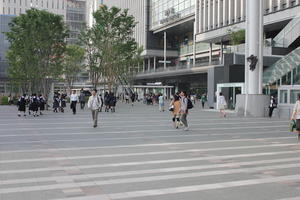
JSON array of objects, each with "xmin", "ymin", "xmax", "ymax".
[
  {"xmin": 218, "ymin": 92, "xmax": 227, "ymax": 118},
  {"xmin": 291, "ymin": 94, "xmax": 300, "ymax": 141}
]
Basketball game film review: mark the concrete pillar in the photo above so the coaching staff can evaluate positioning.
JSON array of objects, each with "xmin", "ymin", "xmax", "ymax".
[
  {"xmin": 143, "ymin": 60, "xmax": 145, "ymax": 72},
  {"xmin": 148, "ymin": 58, "xmax": 151, "ymax": 72},
  {"xmin": 286, "ymin": 0, "xmax": 290, "ymax": 7},
  {"xmin": 193, "ymin": 21, "xmax": 196, "ymax": 67},
  {"xmin": 220, "ymin": 42, "xmax": 224, "ymax": 64},
  {"xmin": 195, "ymin": 0, "xmax": 200, "ymax": 33},
  {"xmin": 241, "ymin": 0, "xmax": 245, "ymax": 20},
  {"xmin": 208, "ymin": 0, "xmax": 211, "ymax": 30},
  {"xmin": 246, "ymin": 0, "xmax": 264, "ymax": 95},
  {"xmin": 277, "ymin": 0, "xmax": 281, "ymax": 10},
  {"xmin": 154, "ymin": 56, "xmax": 156, "ymax": 71},
  {"xmin": 297, "ymin": 0, "xmax": 299, "ymax": 5},
  {"xmin": 269, "ymin": 0, "xmax": 274, "ymax": 12},
  {"xmin": 228, "ymin": 0, "xmax": 232, "ymax": 24},
  {"xmin": 223, "ymin": 0, "xmax": 228, "ymax": 25},
  {"xmin": 164, "ymin": 31, "xmax": 167, "ymax": 70},
  {"xmin": 217, "ymin": 0, "xmax": 222, "ymax": 27},
  {"xmin": 212, "ymin": 0, "xmax": 216, "ymax": 28},
  {"xmin": 204, "ymin": 0, "xmax": 207, "ymax": 30},
  {"xmin": 199, "ymin": 0, "xmax": 203, "ymax": 32},
  {"xmin": 234, "ymin": 0, "xmax": 239, "ymax": 23},
  {"xmin": 209, "ymin": 42, "xmax": 213, "ymax": 64}
]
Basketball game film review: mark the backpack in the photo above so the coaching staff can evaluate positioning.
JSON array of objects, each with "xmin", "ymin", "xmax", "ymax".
[{"xmin": 187, "ymin": 98, "xmax": 194, "ymax": 110}]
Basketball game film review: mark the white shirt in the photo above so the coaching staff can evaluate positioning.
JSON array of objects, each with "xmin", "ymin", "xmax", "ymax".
[
  {"xmin": 70, "ymin": 94, "xmax": 78, "ymax": 102},
  {"xmin": 88, "ymin": 95, "xmax": 101, "ymax": 110}
]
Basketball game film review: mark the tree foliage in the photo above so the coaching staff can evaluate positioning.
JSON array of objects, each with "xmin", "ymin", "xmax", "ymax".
[
  {"xmin": 5, "ymin": 8, "xmax": 68, "ymax": 96},
  {"xmin": 62, "ymin": 45, "xmax": 85, "ymax": 93},
  {"xmin": 80, "ymin": 5, "xmax": 142, "ymax": 91},
  {"xmin": 227, "ymin": 28, "xmax": 245, "ymax": 45}
]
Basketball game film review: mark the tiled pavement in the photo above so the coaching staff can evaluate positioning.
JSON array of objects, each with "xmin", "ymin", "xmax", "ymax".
[{"xmin": 0, "ymin": 102, "xmax": 300, "ymax": 200}]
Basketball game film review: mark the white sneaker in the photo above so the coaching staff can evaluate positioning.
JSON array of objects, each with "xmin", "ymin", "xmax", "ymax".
[{"xmin": 184, "ymin": 127, "xmax": 189, "ymax": 131}]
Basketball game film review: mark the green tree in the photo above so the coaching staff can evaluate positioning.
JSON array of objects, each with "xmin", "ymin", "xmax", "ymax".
[
  {"xmin": 227, "ymin": 28, "xmax": 245, "ymax": 45},
  {"xmin": 5, "ymin": 8, "xmax": 68, "ymax": 97},
  {"xmin": 81, "ymin": 5, "xmax": 141, "ymax": 91},
  {"xmin": 62, "ymin": 45, "xmax": 85, "ymax": 94}
]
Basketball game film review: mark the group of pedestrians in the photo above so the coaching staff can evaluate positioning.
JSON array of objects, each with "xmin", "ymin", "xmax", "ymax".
[
  {"xmin": 104, "ymin": 92, "xmax": 117, "ymax": 112},
  {"xmin": 17, "ymin": 94, "xmax": 46, "ymax": 117},
  {"xmin": 169, "ymin": 91, "xmax": 193, "ymax": 131},
  {"xmin": 53, "ymin": 92, "xmax": 67, "ymax": 113}
]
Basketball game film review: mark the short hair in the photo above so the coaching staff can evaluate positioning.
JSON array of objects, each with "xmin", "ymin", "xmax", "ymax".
[
  {"xmin": 92, "ymin": 89, "xmax": 97, "ymax": 92},
  {"xmin": 219, "ymin": 92, "xmax": 223, "ymax": 96}
]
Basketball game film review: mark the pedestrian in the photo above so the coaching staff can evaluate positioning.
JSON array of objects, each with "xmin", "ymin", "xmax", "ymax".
[
  {"xmin": 79, "ymin": 89, "xmax": 86, "ymax": 110},
  {"xmin": 170, "ymin": 95, "xmax": 181, "ymax": 128},
  {"xmin": 38, "ymin": 94, "xmax": 46, "ymax": 115},
  {"xmin": 218, "ymin": 92, "xmax": 227, "ymax": 118},
  {"xmin": 53, "ymin": 92, "xmax": 60, "ymax": 113},
  {"xmin": 131, "ymin": 93, "xmax": 135, "ymax": 106},
  {"xmin": 60, "ymin": 94, "xmax": 66, "ymax": 113},
  {"xmin": 158, "ymin": 93, "xmax": 165, "ymax": 112},
  {"xmin": 30, "ymin": 94, "xmax": 39, "ymax": 117},
  {"xmin": 104, "ymin": 92, "xmax": 110, "ymax": 112},
  {"xmin": 201, "ymin": 93, "xmax": 207, "ymax": 109},
  {"xmin": 291, "ymin": 94, "xmax": 300, "ymax": 141},
  {"xmin": 268, "ymin": 96, "xmax": 277, "ymax": 118},
  {"xmin": 70, "ymin": 90, "xmax": 78, "ymax": 115},
  {"xmin": 17, "ymin": 94, "xmax": 27, "ymax": 117},
  {"xmin": 88, "ymin": 89, "xmax": 102, "ymax": 128},
  {"xmin": 179, "ymin": 91, "xmax": 189, "ymax": 131},
  {"xmin": 109, "ymin": 92, "xmax": 117, "ymax": 112},
  {"xmin": 125, "ymin": 93, "xmax": 130, "ymax": 104},
  {"xmin": 98, "ymin": 94, "xmax": 104, "ymax": 112}
]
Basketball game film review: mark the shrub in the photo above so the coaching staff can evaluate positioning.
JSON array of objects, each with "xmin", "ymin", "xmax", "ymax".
[{"xmin": 0, "ymin": 96, "xmax": 9, "ymax": 105}]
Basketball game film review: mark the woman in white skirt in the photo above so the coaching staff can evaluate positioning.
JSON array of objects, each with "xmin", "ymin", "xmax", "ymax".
[
  {"xmin": 291, "ymin": 94, "xmax": 300, "ymax": 141},
  {"xmin": 218, "ymin": 92, "xmax": 227, "ymax": 118}
]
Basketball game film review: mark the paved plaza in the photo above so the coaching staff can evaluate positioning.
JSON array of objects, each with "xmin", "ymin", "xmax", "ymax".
[{"xmin": 0, "ymin": 102, "xmax": 300, "ymax": 200}]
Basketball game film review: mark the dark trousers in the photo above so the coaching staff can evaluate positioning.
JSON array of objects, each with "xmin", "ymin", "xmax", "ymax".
[
  {"xmin": 269, "ymin": 107, "xmax": 275, "ymax": 118},
  {"xmin": 80, "ymin": 101, "xmax": 85, "ymax": 109},
  {"xmin": 202, "ymin": 102, "xmax": 205, "ymax": 109},
  {"xmin": 71, "ymin": 101, "xmax": 77, "ymax": 114}
]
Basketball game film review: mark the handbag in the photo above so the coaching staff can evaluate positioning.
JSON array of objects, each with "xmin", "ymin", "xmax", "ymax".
[
  {"xmin": 169, "ymin": 105, "xmax": 174, "ymax": 112},
  {"xmin": 289, "ymin": 120, "xmax": 296, "ymax": 132}
]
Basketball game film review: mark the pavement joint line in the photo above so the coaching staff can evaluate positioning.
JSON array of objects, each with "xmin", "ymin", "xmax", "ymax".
[
  {"xmin": 0, "ymin": 129, "xmax": 288, "ymax": 139},
  {"xmin": 1, "ymin": 149, "xmax": 300, "ymax": 175},
  {"xmin": 0, "ymin": 120, "xmax": 288, "ymax": 127},
  {"xmin": 50, "ymin": 174, "xmax": 300, "ymax": 200},
  {"xmin": 0, "ymin": 143, "xmax": 298, "ymax": 164},
  {"xmin": 2, "ymin": 162, "xmax": 300, "ymax": 194},
  {"xmin": 0, "ymin": 136, "xmax": 294, "ymax": 150},
  {"xmin": 0, "ymin": 126, "xmax": 288, "ymax": 142},
  {"xmin": 2, "ymin": 156, "xmax": 300, "ymax": 186},
  {"xmin": 276, "ymin": 197, "xmax": 300, "ymax": 200},
  {"xmin": 0, "ymin": 124, "xmax": 287, "ymax": 132}
]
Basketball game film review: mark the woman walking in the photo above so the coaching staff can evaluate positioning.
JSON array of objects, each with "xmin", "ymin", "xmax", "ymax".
[
  {"xmin": 170, "ymin": 95, "xmax": 181, "ymax": 129},
  {"xmin": 158, "ymin": 94, "xmax": 165, "ymax": 112},
  {"xmin": 17, "ymin": 94, "xmax": 27, "ymax": 117},
  {"xmin": 218, "ymin": 92, "xmax": 227, "ymax": 118},
  {"xmin": 291, "ymin": 94, "xmax": 300, "ymax": 141}
]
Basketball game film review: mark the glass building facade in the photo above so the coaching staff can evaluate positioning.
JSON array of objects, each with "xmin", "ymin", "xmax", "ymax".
[{"xmin": 151, "ymin": 0, "xmax": 195, "ymax": 29}]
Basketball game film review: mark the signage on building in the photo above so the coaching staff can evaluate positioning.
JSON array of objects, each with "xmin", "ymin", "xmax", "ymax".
[{"xmin": 160, "ymin": 8, "xmax": 181, "ymax": 25}]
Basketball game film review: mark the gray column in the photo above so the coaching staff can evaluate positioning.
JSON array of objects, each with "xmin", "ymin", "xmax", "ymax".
[
  {"xmin": 148, "ymin": 58, "xmax": 151, "ymax": 72},
  {"xmin": 297, "ymin": 0, "xmax": 299, "ymax": 5},
  {"xmin": 193, "ymin": 21, "xmax": 196, "ymax": 67},
  {"xmin": 212, "ymin": 0, "xmax": 216, "ymax": 29},
  {"xmin": 204, "ymin": 0, "xmax": 207, "ymax": 30},
  {"xmin": 228, "ymin": 0, "xmax": 232, "ymax": 24},
  {"xmin": 143, "ymin": 60, "xmax": 145, "ymax": 72},
  {"xmin": 286, "ymin": 0, "xmax": 290, "ymax": 7},
  {"xmin": 246, "ymin": 0, "xmax": 264, "ymax": 94},
  {"xmin": 199, "ymin": 0, "xmax": 203, "ymax": 32},
  {"xmin": 164, "ymin": 31, "xmax": 167, "ymax": 70},
  {"xmin": 208, "ymin": 0, "xmax": 211, "ymax": 30},
  {"xmin": 241, "ymin": 0, "xmax": 245, "ymax": 20},
  {"xmin": 234, "ymin": 0, "xmax": 239, "ymax": 23},
  {"xmin": 154, "ymin": 56, "xmax": 156, "ymax": 71},
  {"xmin": 277, "ymin": 0, "xmax": 281, "ymax": 10},
  {"xmin": 217, "ymin": 0, "xmax": 222, "ymax": 27},
  {"xmin": 269, "ymin": 0, "xmax": 273, "ymax": 12},
  {"xmin": 195, "ymin": 0, "xmax": 200, "ymax": 33},
  {"xmin": 223, "ymin": 0, "xmax": 227, "ymax": 25},
  {"xmin": 209, "ymin": 42, "xmax": 213, "ymax": 64}
]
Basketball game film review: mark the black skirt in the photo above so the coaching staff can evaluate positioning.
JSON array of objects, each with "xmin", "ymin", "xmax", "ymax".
[{"xmin": 296, "ymin": 119, "xmax": 300, "ymax": 131}]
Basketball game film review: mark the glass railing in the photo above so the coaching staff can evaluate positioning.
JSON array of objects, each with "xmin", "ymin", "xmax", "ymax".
[
  {"xmin": 263, "ymin": 46, "xmax": 300, "ymax": 84},
  {"xmin": 273, "ymin": 15, "xmax": 300, "ymax": 47},
  {"xmin": 179, "ymin": 43, "xmax": 220, "ymax": 56}
]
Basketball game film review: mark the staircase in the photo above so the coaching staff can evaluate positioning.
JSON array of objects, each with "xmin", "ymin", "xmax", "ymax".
[
  {"xmin": 273, "ymin": 15, "xmax": 300, "ymax": 48},
  {"xmin": 263, "ymin": 46, "xmax": 300, "ymax": 85}
]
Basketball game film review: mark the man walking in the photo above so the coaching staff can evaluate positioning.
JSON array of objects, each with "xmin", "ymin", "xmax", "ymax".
[
  {"xmin": 180, "ymin": 91, "xmax": 189, "ymax": 131},
  {"xmin": 88, "ymin": 89, "xmax": 102, "ymax": 128},
  {"xmin": 79, "ymin": 89, "xmax": 86, "ymax": 110},
  {"xmin": 70, "ymin": 90, "xmax": 78, "ymax": 115}
]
